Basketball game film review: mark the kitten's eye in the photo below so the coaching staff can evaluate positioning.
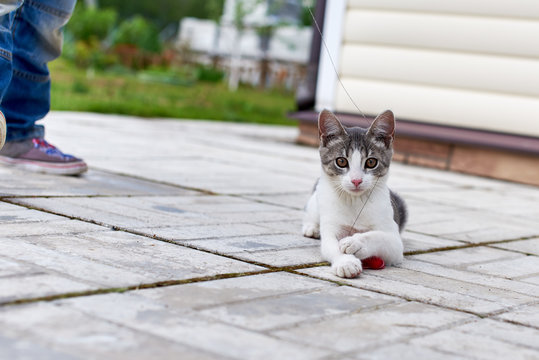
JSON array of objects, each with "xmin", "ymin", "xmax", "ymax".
[
  {"xmin": 365, "ymin": 158, "xmax": 378, "ymax": 169},
  {"xmin": 335, "ymin": 157, "xmax": 348, "ymax": 168}
]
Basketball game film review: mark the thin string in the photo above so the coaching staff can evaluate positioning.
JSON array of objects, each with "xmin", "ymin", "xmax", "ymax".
[
  {"xmin": 308, "ymin": 7, "xmax": 376, "ymax": 233},
  {"xmin": 308, "ymin": 7, "xmax": 366, "ymax": 119},
  {"xmin": 348, "ymin": 176, "xmax": 380, "ymax": 236}
]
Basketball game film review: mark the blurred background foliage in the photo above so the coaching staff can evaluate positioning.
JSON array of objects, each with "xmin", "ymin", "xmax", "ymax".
[
  {"xmin": 51, "ymin": 0, "xmax": 314, "ymax": 125},
  {"xmin": 100, "ymin": 0, "xmax": 226, "ymax": 28}
]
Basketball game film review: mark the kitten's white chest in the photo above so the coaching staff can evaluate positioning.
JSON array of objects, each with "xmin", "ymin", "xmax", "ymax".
[{"xmin": 317, "ymin": 175, "xmax": 394, "ymax": 233}]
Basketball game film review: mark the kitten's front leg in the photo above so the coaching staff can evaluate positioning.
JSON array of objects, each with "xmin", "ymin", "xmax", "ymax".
[
  {"xmin": 321, "ymin": 227, "xmax": 362, "ymax": 278},
  {"xmin": 340, "ymin": 231, "xmax": 403, "ymax": 265},
  {"xmin": 302, "ymin": 192, "xmax": 320, "ymax": 239}
]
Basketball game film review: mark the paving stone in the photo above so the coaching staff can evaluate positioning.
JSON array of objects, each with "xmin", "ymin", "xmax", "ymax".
[
  {"xmin": 403, "ymin": 187, "xmax": 539, "ymax": 221},
  {"xmin": 390, "ymin": 162, "xmax": 529, "ymax": 191},
  {"xmin": 355, "ymin": 343, "xmax": 475, "ymax": 360},
  {"xmin": 386, "ymin": 172, "xmax": 458, "ymax": 193},
  {"xmin": 190, "ymin": 172, "xmax": 313, "ymax": 195},
  {"xmin": 0, "ymin": 303, "xmax": 223, "ymax": 360},
  {"xmin": 243, "ymin": 192, "xmax": 311, "ymax": 210},
  {"xmin": 60, "ymin": 294, "xmax": 331, "ymax": 360},
  {"xmin": 271, "ymin": 301, "xmax": 471, "ymax": 352},
  {"xmin": 10, "ymin": 197, "xmax": 211, "ymax": 229},
  {"xmin": 2, "ymin": 218, "xmax": 107, "ymax": 237},
  {"xmin": 132, "ymin": 272, "xmax": 332, "ymax": 310},
  {"xmin": 299, "ymin": 266, "xmax": 528, "ymax": 316},
  {"xmin": 201, "ymin": 147, "xmax": 320, "ymax": 179},
  {"xmin": 381, "ymin": 265, "xmax": 535, "ymax": 309},
  {"xmin": 455, "ymin": 318, "xmax": 539, "ymax": 350},
  {"xmin": 102, "ymin": 194, "xmax": 286, "ymax": 215},
  {"xmin": 445, "ymin": 224, "xmax": 539, "ymax": 243},
  {"xmin": 59, "ymin": 272, "xmax": 338, "ymax": 319},
  {"xmin": 520, "ymin": 275, "xmax": 539, "ymax": 285},
  {"xmin": 402, "ymin": 198, "xmax": 471, "ymax": 228},
  {"xmin": 254, "ymin": 219, "xmax": 303, "ymax": 234},
  {"xmin": 0, "ymin": 274, "xmax": 94, "ymax": 304},
  {"xmin": 12, "ymin": 198, "xmax": 287, "ymax": 240},
  {"xmin": 0, "ymin": 237, "xmax": 158, "ymax": 287},
  {"xmin": 0, "ymin": 204, "xmax": 76, "ymax": 222},
  {"xmin": 137, "ymin": 223, "xmax": 284, "ymax": 241},
  {"xmin": 27, "ymin": 230, "xmax": 261, "ymax": 277},
  {"xmin": 199, "ymin": 285, "xmax": 399, "ymax": 331},
  {"xmin": 467, "ymin": 256, "xmax": 539, "ymax": 279},
  {"xmin": 405, "ymin": 208, "xmax": 539, "ymax": 243},
  {"xmin": 232, "ymin": 246, "xmax": 322, "ymax": 267},
  {"xmin": 0, "ymin": 231, "xmax": 262, "ymax": 302},
  {"xmin": 0, "ymin": 334, "xmax": 78, "ymax": 360},
  {"xmin": 12, "ymin": 196, "xmax": 295, "ymax": 233},
  {"xmin": 491, "ymin": 238, "xmax": 539, "ymax": 256},
  {"xmin": 0, "ymin": 169, "xmax": 193, "ymax": 197},
  {"xmin": 401, "ymin": 232, "xmax": 464, "ymax": 253},
  {"xmin": 495, "ymin": 303, "xmax": 539, "ymax": 328},
  {"xmin": 0, "ymin": 257, "xmax": 36, "ymax": 277},
  {"xmin": 207, "ymin": 210, "xmax": 303, "ymax": 225},
  {"xmin": 399, "ymin": 259, "xmax": 539, "ymax": 298},
  {"xmin": 408, "ymin": 246, "xmax": 523, "ymax": 268},
  {"xmin": 45, "ymin": 112, "xmax": 305, "ymax": 155},
  {"xmin": 53, "ymin": 115, "xmax": 317, "ymax": 196},
  {"xmin": 89, "ymin": 157, "xmax": 314, "ymax": 195},
  {"xmin": 403, "ymin": 208, "xmax": 473, "ymax": 231},
  {"xmin": 0, "ymin": 201, "xmax": 33, "ymax": 211},
  {"xmin": 409, "ymin": 322, "xmax": 539, "ymax": 360},
  {"xmin": 186, "ymin": 234, "xmax": 320, "ymax": 254}
]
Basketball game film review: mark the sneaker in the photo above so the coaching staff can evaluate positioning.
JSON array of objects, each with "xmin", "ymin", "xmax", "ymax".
[
  {"xmin": 0, "ymin": 138, "xmax": 87, "ymax": 175},
  {"xmin": 0, "ymin": 111, "xmax": 6, "ymax": 150}
]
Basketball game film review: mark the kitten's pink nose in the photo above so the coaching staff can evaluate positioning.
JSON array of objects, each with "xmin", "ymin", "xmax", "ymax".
[{"xmin": 351, "ymin": 179, "xmax": 362, "ymax": 188}]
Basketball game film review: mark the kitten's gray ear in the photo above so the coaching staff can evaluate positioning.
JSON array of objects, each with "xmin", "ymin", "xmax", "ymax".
[
  {"xmin": 318, "ymin": 110, "xmax": 346, "ymax": 146},
  {"xmin": 367, "ymin": 110, "xmax": 395, "ymax": 148}
]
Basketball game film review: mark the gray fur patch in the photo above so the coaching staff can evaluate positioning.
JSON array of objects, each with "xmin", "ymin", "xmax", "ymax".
[{"xmin": 390, "ymin": 190, "xmax": 408, "ymax": 232}]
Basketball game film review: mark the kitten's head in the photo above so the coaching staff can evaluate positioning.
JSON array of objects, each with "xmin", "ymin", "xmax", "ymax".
[{"xmin": 318, "ymin": 109, "xmax": 395, "ymax": 196}]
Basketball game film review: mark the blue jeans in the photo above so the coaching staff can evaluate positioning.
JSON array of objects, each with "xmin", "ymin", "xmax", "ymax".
[{"xmin": 0, "ymin": 0, "xmax": 75, "ymax": 141}]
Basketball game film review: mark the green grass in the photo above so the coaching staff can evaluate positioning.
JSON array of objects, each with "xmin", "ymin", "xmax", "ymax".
[{"xmin": 49, "ymin": 59, "xmax": 298, "ymax": 126}]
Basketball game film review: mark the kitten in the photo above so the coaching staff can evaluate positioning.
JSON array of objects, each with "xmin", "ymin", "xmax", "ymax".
[{"xmin": 303, "ymin": 109, "xmax": 407, "ymax": 278}]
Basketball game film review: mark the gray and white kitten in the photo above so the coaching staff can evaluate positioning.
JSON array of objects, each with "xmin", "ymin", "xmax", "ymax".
[{"xmin": 303, "ymin": 109, "xmax": 407, "ymax": 278}]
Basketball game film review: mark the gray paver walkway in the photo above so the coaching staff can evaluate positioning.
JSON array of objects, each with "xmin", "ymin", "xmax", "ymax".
[{"xmin": 1, "ymin": 111, "xmax": 538, "ymax": 359}]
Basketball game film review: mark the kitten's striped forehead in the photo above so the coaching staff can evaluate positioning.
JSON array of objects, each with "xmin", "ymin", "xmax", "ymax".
[
  {"xmin": 319, "ymin": 126, "xmax": 393, "ymax": 177},
  {"xmin": 346, "ymin": 127, "xmax": 369, "ymax": 152}
]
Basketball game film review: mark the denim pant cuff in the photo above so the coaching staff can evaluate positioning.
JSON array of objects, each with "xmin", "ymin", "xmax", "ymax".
[{"xmin": 6, "ymin": 124, "xmax": 44, "ymax": 141}]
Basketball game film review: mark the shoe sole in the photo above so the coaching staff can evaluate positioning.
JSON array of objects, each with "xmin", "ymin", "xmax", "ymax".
[
  {"xmin": 0, "ymin": 111, "xmax": 5, "ymax": 150},
  {"xmin": 0, "ymin": 155, "xmax": 88, "ymax": 176}
]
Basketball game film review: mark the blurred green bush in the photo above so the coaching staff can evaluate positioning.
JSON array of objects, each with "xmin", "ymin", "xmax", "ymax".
[
  {"xmin": 62, "ymin": 4, "xmax": 226, "ymax": 82},
  {"xmin": 113, "ymin": 16, "xmax": 162, "ymax": 53},
  {"xmin": 196, "ymin": 66, "xmax": 225, "ymax": 83},
  {"xmin": 65, "ymin": 5, "xmax": 119, "ymax": 69},
  {"xmin": 67, "ymin": 6, "xmax": 117, "ymax": 42},
  {"xmin": 72, "ymin": 39, "xmax": 118, "ymax": 69}
]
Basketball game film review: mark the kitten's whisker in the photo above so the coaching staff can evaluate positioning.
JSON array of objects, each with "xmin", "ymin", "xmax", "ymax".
[
  {"xmin": 336, "ymin": 184, "xmax": 346, "ymax": 200},
  {"xmin": 331, "ymin": 179, "xmax": 345, "ymax": 199}
]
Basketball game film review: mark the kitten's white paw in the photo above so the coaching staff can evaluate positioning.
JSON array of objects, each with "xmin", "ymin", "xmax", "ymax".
[
  {"xmin": 339, "ymin": 234, "xmax": 371, "ymax": 259},
  {"xmin": 332, "ymin": 254, "xmax": 362, "ymax": 278},
  {"xmin": 302, "ymin": 222, "xmax": 320, "ymax": 239}
]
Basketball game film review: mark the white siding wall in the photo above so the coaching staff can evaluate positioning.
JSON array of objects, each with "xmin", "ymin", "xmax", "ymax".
[{"xmin": 331, "ymin": 0, "xmax": 539, "ymax": 136}]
